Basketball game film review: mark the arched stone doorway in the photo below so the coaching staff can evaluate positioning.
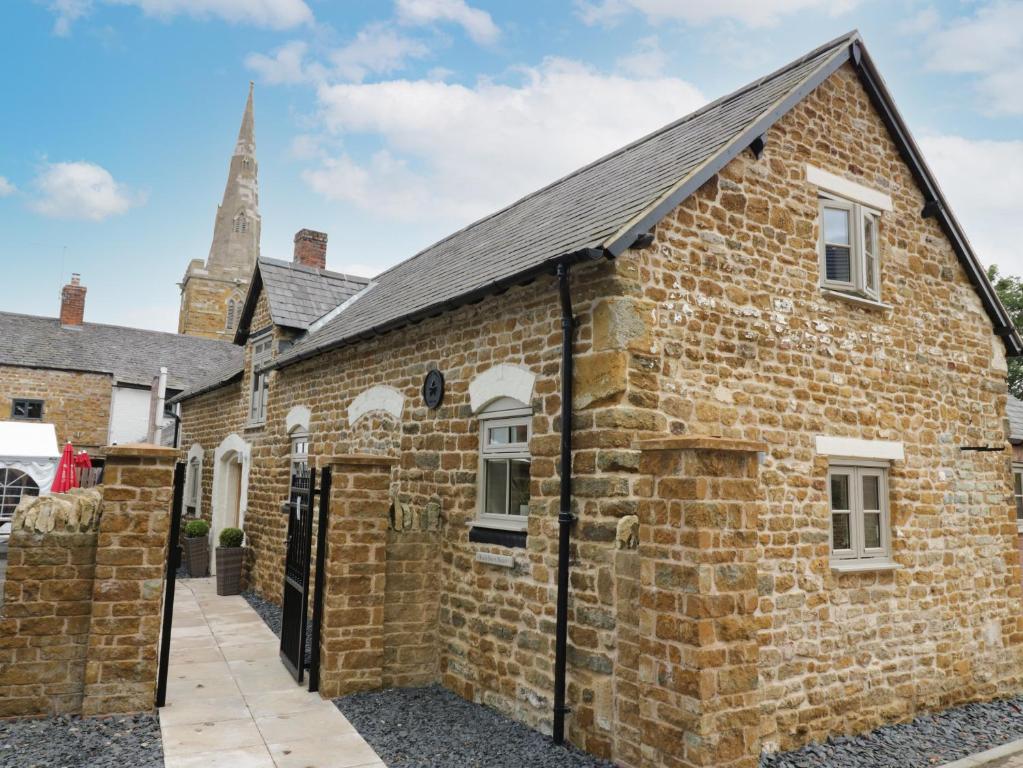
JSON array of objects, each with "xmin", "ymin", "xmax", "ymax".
[{"xmin": 210, "ymin": 434, "xmax": 250, "ymax": 574}]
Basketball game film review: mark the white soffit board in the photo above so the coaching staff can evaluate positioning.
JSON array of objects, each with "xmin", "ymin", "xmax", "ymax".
[
  {"xmin": 806, "ymin": 165, "xmax": 894, "ymax": 212},
  {"xmin": 815, "ymin": 435, "xmax": 904, "ymax": 461}
]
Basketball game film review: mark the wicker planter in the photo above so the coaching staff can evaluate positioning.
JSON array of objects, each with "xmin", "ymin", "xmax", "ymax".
[
  {"xmin": 182, "ymin": 536, "xmax": 209, "ymax": 578},
  {"xmin": 216, "ymin": 547, "xmax": 245, "ymax": 596}
]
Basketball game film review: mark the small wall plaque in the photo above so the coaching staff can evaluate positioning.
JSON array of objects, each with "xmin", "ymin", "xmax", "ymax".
[
  {"xmin": 422, "ymin": 368, "xmax": 444, "ymax": 409},
  {"xmin": 475, "ymin": 551, "xmax": 514, "ymax": 568}
]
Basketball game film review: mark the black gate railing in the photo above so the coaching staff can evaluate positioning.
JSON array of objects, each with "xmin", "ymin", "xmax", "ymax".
[
  {"xmin": 280, "ymin": 466, "xmax": 316, "ymax": 682},
  {"xmin": 308, "ymin": 466, "xmax": 330, "ymax": 692},
  {"xmin": 156, "ymin": 461, "xmax": 185, "ymax": 708}
]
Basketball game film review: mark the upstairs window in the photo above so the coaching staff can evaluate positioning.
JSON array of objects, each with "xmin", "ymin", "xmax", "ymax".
[
  {"xmin": 477, "ymin": 397, "xmax": 531, "ymax": 529},
  {"xmin": 249, "ymin": 335, "xmax": 272, "ymax": 425},
  {"xmin": 11, "ymin": 399, "xmax": 43, "ymax": 420},
  {"xmin": 829, "ymin": 463, "xmax": 891, "ymax": 565},
  {"xmin": 820, "ymin": 194, "xmax": 881, "ymax": 300}
]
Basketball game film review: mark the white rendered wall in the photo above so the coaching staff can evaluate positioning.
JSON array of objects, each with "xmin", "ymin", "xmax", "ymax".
[{"xmin": 109, "ymin": 386, "xmax": 153, "ymax": 445}]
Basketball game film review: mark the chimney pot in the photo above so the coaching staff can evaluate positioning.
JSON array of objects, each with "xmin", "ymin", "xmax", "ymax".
[
  {"xmin": 293, "ymin": 229, "xmax": 327, "ymax": 270},
  {"xmin": 60, "ymin": 274, "xmax": 87, "ymax": 326}
]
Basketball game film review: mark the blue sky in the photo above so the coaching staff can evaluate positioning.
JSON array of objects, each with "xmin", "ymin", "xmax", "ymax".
[{"xmin": 1, "ymin": 0, "xmax": 1021, "ymax": 331}]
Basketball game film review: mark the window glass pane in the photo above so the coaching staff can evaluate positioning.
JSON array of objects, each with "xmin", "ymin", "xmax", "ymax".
[
  {"xmin": 825, "ymin": 245, "xmax": 852, "ymax": 283},
  {"xmin": 1016, "ymin": 495, "xmax": 1023, "ymax": 522},
  {"xmin": 832, "ymin": 512, "xmax": 851, "ymax": 551},
  {"xmin": 863, "ymin": 512, "xmax": 881, "ymax": 549},
  {"xmin": 512, "ymin": 425, "xmax": 528, "ymax": 443},
  {"xmin": 509, "ymin": 459, "xmax": 530, "ymax": 516},
  {"xmin": 830, "ymin": 473, "xmax": 850, "ymax": 510},
  {"xmin": 484, "ymin": 459, "xmax": 509, "ymax": 515},
  {"xmin": 1015, "ymin": 472, "xmax": 1021, "ymax": 496},
  {"xmin": 862, "ymin": 474, "xmax": 880, "ymax": 511},
  {"xmin": 488, "ymin": 426, "xmax": 511, "ymax": 446},
  {"xmin": 824, "ymin": 207, "xmax": 850, "ymax": 244}
]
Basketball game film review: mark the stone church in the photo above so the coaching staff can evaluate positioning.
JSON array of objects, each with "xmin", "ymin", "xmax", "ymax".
[{"xmin": 177, "ymin": 83, "xmax": 261, "ymax": 341}]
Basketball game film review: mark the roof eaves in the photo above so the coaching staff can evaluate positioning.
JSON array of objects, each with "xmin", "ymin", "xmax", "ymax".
[
  {"xmin": 603, "ymin": 37, "xmax": 855, "ymax": 257},
  {"xmin": 233, "ymin": 263, "xmax": 264, "ymax": 344},
  {"xmin": 275, "ymin": 248, "xmax": 607, "ymax": 371},
  {"xmin": 167, "ymin": 365, "xmax": 244, "ymax": 405}
]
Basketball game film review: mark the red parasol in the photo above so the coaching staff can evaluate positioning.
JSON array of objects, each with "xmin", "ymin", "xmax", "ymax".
[
  {"xmin": 74, "ymin": 451, "xmax": 92, "ymax": 469},
  {"xmin": 51, "ymin": 442, "xmax": 79, "ymax": 493}
]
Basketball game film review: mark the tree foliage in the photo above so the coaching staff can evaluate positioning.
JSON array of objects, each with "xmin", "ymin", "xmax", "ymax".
[{"xmin": 987, "ymin": 265, "xmax": 1023, "ymax": 398}]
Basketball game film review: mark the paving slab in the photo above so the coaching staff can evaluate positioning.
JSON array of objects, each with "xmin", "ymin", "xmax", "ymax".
[{"xmin": 159, "ymin": 578, "xmax": 385, "ymax": 768}]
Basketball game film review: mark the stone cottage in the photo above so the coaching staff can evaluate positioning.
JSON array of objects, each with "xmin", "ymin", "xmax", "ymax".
[{"xmin": 172, "ymin": 32, "xmax": 1023, "ymax": 768}]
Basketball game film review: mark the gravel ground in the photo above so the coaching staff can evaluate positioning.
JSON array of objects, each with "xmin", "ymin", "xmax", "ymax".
[
  {"xmin": 334, "ymin": 685, "xmax": 617, "ymax": 768},
  {"xmin": 761, "ymin": 696, "xmax": 1023, "ymax": 768},
  {"xmin": 0, "ymin": 713, "xmax": 163, "ymax": 768}
]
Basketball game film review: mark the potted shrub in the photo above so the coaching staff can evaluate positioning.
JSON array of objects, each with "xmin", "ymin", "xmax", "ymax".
[
  {"xmin": 182, "ymin": 519, "xmax": 210, "ymax": 578},
  {"xmin": 216, "ymin": 527, "xmax": 245, "ymax": 596}
]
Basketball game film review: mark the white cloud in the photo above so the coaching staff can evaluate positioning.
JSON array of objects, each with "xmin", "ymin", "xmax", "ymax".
[
  {"xmin": 0, "ymin": 177, "xmax": 16, "ymax": 197},
  {"xmin": 30, "ymin": 161, "xmax": 143, "ymax": 221},
  {"xmin": 617, "ymin": 35, "xmax": 667, "ymax": 77},
  {"xmin": 329, "ymin": 23, "xmax": 430, "ymax": 82},
  {"xmin": 396, "ymin": 0, "xmax": 499, "ymax": 44},
  {"xmin": 575, "ymin": 0, "xmax": 859, "ymax": 28},
  {"xmin": 922, "ymin": 2, "xmax": 1023, "ymax": 115},
  {"xmin": 302, "ymin": 58, "xmax": 705, "ymax": 225},
  {"xmin": 920, "ymin": 135, "xmax": 1023, "ymax": 274},
  {"xmin": 48, "ymin": 0, "xmax": 312, "ymax": 35},
  {"xmin": 246, "ymin": 40, "xmax": 316, "ymax": 85}
]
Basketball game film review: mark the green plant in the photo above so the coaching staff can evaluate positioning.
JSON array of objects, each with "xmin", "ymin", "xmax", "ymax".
[
  {"xmin": 219, "ymin": 527, "xmax": 244, "ymax": 548},
  {"xmin": 184, "ymin": 519, "xmax": 209, "ymax": 538}
]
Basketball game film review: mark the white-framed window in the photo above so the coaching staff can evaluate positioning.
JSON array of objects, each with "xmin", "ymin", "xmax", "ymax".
[
  {"xmin": 819, "ymin": 193, "xmax": 881, "ymax": 300},
  {"xmin": 477, "ymin": 398, "xmax": 531, "ymax": 529},
  {"xmin": 186, "ymin": 456, "xmax": 201, "ymax": 516},
  {"xmin": 1013, "ymin": 464, "xmax": 1023, "ymax": 532},
  {"xmin": 828, "ymin": 462, "xmax": 891, "ymax": 564},
  {"xmin": 249, "ymin": 334, "xmax": 272, "ymax": 425}
]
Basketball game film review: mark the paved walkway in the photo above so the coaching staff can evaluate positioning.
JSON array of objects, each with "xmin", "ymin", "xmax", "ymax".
[{"xmin": 159, "ymin": 577, "xmax": 385, "ymax": 768}]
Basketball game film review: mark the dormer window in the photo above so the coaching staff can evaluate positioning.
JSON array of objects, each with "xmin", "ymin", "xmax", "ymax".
[{"xmin": 819, "ymin": 193, "xmax": 881, "ymax": 300}]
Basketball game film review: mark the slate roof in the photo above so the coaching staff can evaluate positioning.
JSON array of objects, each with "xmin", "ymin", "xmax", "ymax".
[
  {"xmin": 264, "ymin": 29, "xmax": 1019, "ymax": 370},
  {"xmin": 1008, "ymin": 395, "xmax": 1023, "ymax": 443},
  {"xmin": 0, "ymin": 312, "xmax": 243, "ymax": 391},
  {"xmin": 253, "ymin": 258, "xmax": 370, "ymax": 332}
]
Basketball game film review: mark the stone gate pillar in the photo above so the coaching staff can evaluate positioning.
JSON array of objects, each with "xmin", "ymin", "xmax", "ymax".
[
  {"xmin": 636, "ymin": 437, "xmax": 766, "ymax": 768},
  {"xmin": 82, "ymin": 443, "xmax": 176, "ymax": 716},
  {"xmin": 317, "ymin": 454, "xmax": 397, "ymax": 698}
]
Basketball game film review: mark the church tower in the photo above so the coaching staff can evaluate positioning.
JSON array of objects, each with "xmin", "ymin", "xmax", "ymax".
[{"xmin": 178, "ymin": 83, "xmax": 261, "ymax": 340}]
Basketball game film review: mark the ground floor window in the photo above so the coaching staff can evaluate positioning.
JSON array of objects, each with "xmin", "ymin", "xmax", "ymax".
[
  {"xmin": 828, "ymin": 463, "xmax": 891, "ymax": 564},
  {"xmin": 477, "ymin": 398, "xmax": 531, "ymax": 527},
  {"xmin": 1014, "ymin": 464, "xmax": 1023, "ymax": 532}
]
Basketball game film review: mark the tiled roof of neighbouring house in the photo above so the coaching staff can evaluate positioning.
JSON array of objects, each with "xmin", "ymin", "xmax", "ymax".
[
  {"xmin": 247, "ymin": 257, "xmax": 372, "ymax": 334},
  {"xmin": 1008, "ymin": 395, "xmax": 1023, "ymax": 443},
  {"xmin": 265, "ymin": 29, "xmax": 1019, "ymax": 370},
  {"xmin": 0, "ymin": 311, "xmax": 244, "ymax": 391}
]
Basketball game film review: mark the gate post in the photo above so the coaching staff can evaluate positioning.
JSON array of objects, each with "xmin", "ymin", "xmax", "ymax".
[
  {"xmin": 316, "ymin": 454, "xmax": 397, "ymax": 699},
  {"xmin": 82, "ymin": 443, "xmax": 177, "ymax": 716}
]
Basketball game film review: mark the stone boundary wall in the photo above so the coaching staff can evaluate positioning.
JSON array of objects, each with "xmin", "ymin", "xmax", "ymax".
[
  {"xmin": 0, "ymin": 443, "xmax": 176, "ymax": 718},
  {"xmin": 0, "ymin": 489, "xmax": 103, "ymax": 716}
]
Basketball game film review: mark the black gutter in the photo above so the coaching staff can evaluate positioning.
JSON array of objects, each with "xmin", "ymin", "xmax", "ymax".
[
  {"xmin": 553, "ymin": 262, "xmax": 575, "ymax": 744},
  {"xmin": 848, "ymin": 41, "xmax": 1023, "ymax": 357},
  {"xmin": 272, "ymin": 248, "xmax": 607, "ymax": 372}
]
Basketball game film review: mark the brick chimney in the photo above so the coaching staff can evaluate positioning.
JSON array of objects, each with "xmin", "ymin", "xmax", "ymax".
[
  {"xmin": 293, "ymin": 229, "xmax": 327, "ymax": 270},
  {"xmin": 60, "ymin": 273, "xmax": 86, "ymax": 326}
]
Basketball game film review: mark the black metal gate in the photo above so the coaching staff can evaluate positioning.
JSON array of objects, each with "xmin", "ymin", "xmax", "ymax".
[{"xmin": 156, "ymin": 461, "xmax": 185, "ymax": 708}]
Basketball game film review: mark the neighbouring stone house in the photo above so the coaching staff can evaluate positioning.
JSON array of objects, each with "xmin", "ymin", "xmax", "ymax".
[
  {"xmin": 172, "ymin": 33, "xmax": 1023, "ymax": 768},
  {"xmin": 0, "ymin": 274, "xmax": 242, "ymax": 460}
]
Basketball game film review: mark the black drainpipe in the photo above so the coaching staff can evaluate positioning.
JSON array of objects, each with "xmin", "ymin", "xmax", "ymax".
[{"xmin": 553, "ymin": 261, "xmax": 575, "ymax": 744}]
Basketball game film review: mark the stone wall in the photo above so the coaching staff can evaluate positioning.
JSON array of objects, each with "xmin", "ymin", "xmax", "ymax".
[
  {"xmin": 177, "ymin": 61, "xmax": 1023, "ymax": 766},
  {"xmin": 0, "ymin": 444, "xmax": 176, "ymax": 718},
  {"xmin": 178, "ymin": 267, "xmax": 246, "ymax": 341},
  {"xmin": 0, "ymin": 364, "xmax": 112, "ymax": 454},
  {"xmin": 0, "ymin": 489, "xmax": 102, "ymax": 716}
]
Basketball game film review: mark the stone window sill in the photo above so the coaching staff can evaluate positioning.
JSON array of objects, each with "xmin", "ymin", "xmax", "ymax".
[
  {"xmin": 244, "ymin": 421, "xmax": 265, "ymax": 432},
  {"xmin": 830, "ymin": 559, "xmax": 902, "ymax": 574},
  {"xmin": 821, "ymin": 288, "xmax": 892, "ymax": 312},
  {"xmin": 468, "ymin": 518, "xmax": 528, "ymax": 533}
]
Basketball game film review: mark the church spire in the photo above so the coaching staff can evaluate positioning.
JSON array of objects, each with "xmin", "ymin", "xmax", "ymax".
[{"xmin": 205, "ymin": 82, "xmax": 261, "ymax": 275}]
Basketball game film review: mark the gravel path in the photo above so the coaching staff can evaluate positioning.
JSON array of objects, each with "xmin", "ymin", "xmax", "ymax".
[
  {"xmin": 761, "ymin": 696, "xmax": 1023, "ymax": 768},
  {"xmin": 334, "ymin": 685, "xmax": 616, "ymax": 768},
  {"xmin": 0, "ymin": 713, "xmax": 163, "ymax": 768}
]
